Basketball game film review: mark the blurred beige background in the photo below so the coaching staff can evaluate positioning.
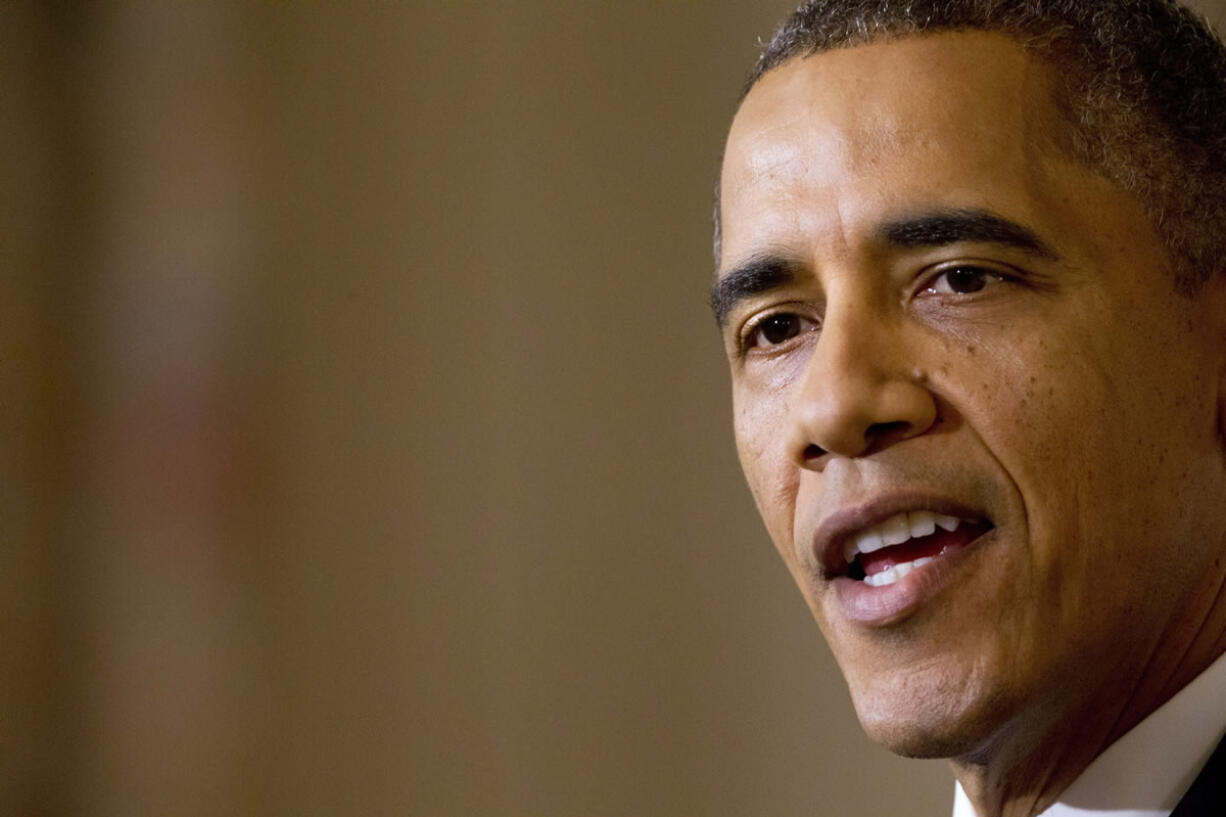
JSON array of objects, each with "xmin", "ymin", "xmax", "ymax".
[{"xmin": 5, "ymin": 2, "xmax": 1225, "ymax": 815}]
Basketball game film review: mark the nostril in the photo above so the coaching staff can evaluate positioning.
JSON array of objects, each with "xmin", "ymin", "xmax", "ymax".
[
  {"xmin": 862, "ymin": 420, "xmax": 914, "ymax": 454},
  {"xmin": 868, "ymin": 420, "xmax": 911, "ymax": 439},
  {"xmin": 803, "ymin": 443, "xmax": 826, "ymax": 461}
]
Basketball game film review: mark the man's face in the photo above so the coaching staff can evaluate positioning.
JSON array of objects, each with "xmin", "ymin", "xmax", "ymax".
[{"xmin": 718, "ymin": 32, "xmax": 1226, "ymax": 759}]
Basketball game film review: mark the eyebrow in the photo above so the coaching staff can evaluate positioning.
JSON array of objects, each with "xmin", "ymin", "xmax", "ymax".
[
  {"xmin": 709, "ymin": 255, "xmax": 800, "ymax": 328},
  {"xmin": 881, "ymin": 208, "xmax": 1057, "ymax": 259},
  {"xmin": 709, "ymin": 208, "xmax": 1057, "ymax": 327}
]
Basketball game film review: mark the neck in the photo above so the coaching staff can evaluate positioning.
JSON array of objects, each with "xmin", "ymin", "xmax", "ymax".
[
  {"xmin": 951, "ymin": 613, "xmax": 1226, "ymax": 817},
  {"xmin": 949, "ymin": 696, "xmax": 1115, "ymax": 817}
]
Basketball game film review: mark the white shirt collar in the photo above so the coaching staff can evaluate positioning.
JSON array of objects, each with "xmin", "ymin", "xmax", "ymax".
[{"xmin": 952, "ymin": 650, "xmax": 1226, "ymax": 817}]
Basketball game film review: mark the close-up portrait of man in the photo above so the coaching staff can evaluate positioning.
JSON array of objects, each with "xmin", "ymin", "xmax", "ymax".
[{"xmin": 713, "ymin": 1, "xmax": 1226, "ymax": 815}]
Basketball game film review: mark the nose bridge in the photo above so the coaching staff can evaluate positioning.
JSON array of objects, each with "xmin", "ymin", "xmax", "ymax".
[
  {"xmin": 807, "ymin": 289, "xmax": 890, "ymax": 418},
  {"xmin": 789, "ymin": 286, "xmax": 935, "ymax": 463}
]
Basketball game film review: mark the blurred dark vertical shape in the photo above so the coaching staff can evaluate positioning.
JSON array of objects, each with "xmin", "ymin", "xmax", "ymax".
[
  {"xmin": 5, "ymin": 1, "xmax": 266, "ymax": 811},
  {"xmin": 1, "ymin": 3, "xmax": 76, "ymax": 815},
  {"xmin": 67, "ymin": 4, "xmax": 261, "ymax": 816},
  {"xmin": 0, "ymin": 2, "xmax": 258, "ymax": 815}
]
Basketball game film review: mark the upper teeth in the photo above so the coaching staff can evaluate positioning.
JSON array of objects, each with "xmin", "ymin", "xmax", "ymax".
[{"xmin": 843, "ymin": 510, "xmax": 962, "ymax": 564}]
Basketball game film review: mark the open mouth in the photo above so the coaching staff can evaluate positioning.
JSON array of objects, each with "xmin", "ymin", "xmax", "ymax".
[{"xmin": 841, "ymin": 510, "xmax": 994, "ymax": 587}]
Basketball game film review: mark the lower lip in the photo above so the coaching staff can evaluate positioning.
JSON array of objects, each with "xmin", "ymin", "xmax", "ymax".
[{"xmin": 828, "ymin": 529, "xmax": 996, "ymax": 626}]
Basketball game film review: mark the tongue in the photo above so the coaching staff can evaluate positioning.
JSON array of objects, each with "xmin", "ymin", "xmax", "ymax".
[{"xmin": 859, "ymin": 524, "xmax": 988, "ymax": 577}]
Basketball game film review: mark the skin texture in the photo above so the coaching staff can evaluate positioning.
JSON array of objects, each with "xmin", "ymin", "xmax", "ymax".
[{"xmin": 717, "ymin": 32, "xmax": 1226, "ymax": 817}]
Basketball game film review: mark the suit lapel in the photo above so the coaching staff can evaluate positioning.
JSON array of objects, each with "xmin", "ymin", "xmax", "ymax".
[{"xmin": 1171, "ymin": 732, "xmax": 1226, "ymax": 816}]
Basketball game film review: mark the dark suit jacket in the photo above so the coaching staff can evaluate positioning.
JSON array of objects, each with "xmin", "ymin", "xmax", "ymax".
[{"xmin": 1171, "ymin": 733, "xmax": 1226, "ymax": 816}]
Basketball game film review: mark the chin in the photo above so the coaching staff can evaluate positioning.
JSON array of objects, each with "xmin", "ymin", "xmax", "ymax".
[
  {"xmin": 859, "ymin": 714, "xmax": 984, "ymax": 760},
  {"xmin": 849, "ymin": 677, "xmax": 1014, "ymax": 761}
]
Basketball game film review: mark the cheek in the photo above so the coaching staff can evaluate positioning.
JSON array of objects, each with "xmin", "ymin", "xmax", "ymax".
[
  {"xmin": 983, "ymin": 342, "xmax": 1088, "ymax": 475},
  {"xmin": 973, "ymin": 333, "xmax": 1110, "ymax": 530},
  {"xmin": 963, "ymin": 314, "xmax": 1219, "ymax": 643},
  {"xmin": 733, "ymin": 386, "xmax": 800, "ymax": 550},
  {"xmin": 930, "ymin": 330, "xmax": 1117, "ymax": 649}
]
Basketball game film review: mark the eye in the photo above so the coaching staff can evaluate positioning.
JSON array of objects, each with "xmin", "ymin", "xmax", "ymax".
[
  {"xmin": 924, "ymin": 265, "xmax": 1003, "ymax": 295},
  {"xmin": 743, "ymin": 312, "xmax": 815, "ymax": 350}
]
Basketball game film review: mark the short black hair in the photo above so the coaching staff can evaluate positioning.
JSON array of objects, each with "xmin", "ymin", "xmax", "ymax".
[{"xmin": 717, "ymin": 0, "xmax": 1226, "ymax": 294}]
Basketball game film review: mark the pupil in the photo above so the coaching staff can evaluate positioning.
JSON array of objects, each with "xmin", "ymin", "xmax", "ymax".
[
  {"xmin": 762, "ymin": 315, "xmax": 799, "ymax": 344},
  {"xmin": 948, "ymin": 268, "xmax": 986, "ymax": 293}
]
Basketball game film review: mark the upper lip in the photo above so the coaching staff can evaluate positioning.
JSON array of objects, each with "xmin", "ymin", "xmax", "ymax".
[{"xmin": 811, "ymin": 492, "xmax": 991, "ymax": 577}]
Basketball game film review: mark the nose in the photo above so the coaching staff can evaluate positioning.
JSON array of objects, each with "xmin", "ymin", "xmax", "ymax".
[{"xmin": 788, "ymin": 301, "xmax": 937, "ymax": 466}]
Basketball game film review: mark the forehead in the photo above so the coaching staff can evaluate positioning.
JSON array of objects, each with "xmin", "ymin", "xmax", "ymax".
[{"xmin": 719, "ymin": 32, "xmax": 1076, "ymax": 269}]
